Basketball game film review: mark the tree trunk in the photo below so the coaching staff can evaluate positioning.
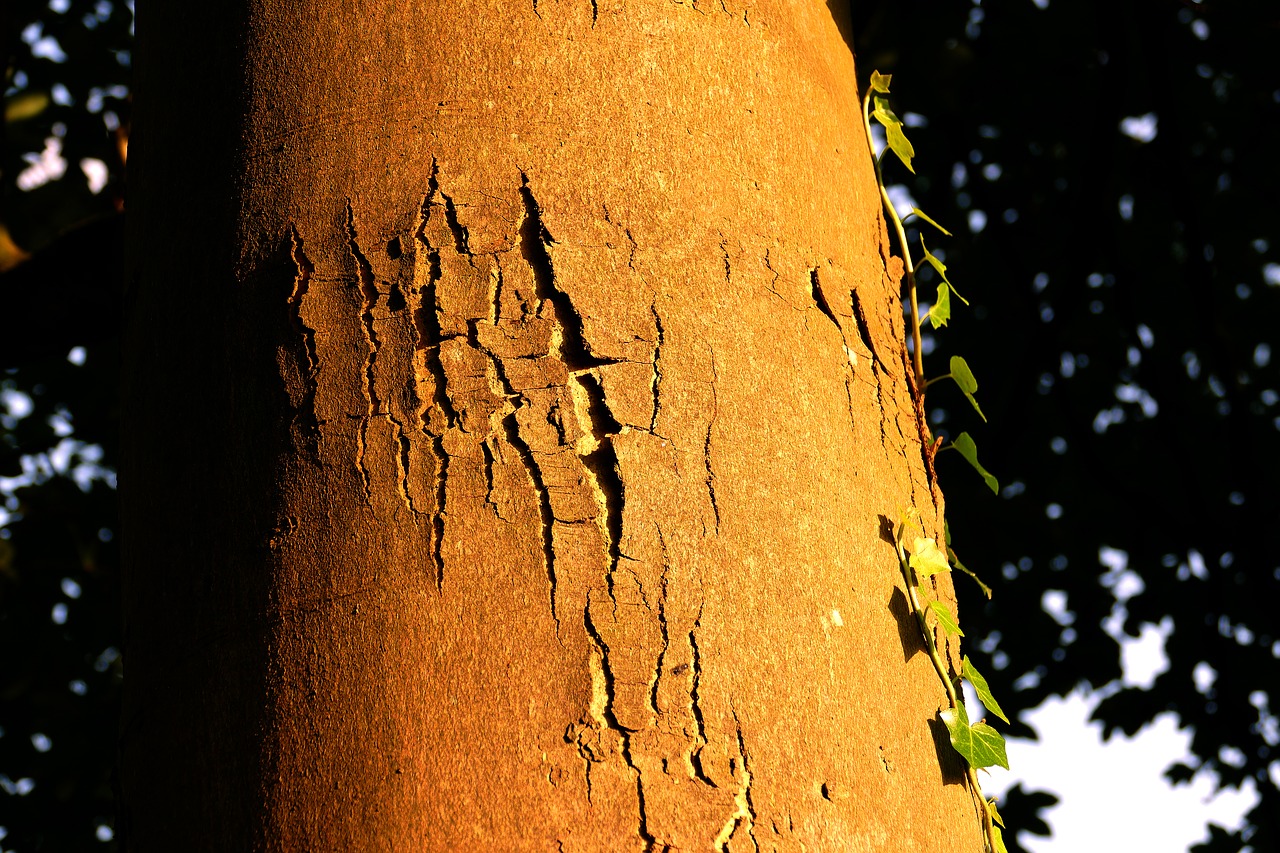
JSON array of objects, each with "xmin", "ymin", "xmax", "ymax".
[{"xmin": 121, "ymin": 1, "xmax": 977, "ymax": 849}]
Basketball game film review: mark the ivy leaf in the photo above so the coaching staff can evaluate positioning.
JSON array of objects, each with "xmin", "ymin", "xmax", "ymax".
[
  {"xmin": 871, "ymin": 98, "xmax": 915, "ymax": 173},
  {"xmin": 991, "ymin": 824, "xmax": 1009, "ymax": 853},
  {"xmin": 872, "ymin": 96, "xmax": 899, "ymax": 124},
  {"xmin": 884, "ymin": 122, "xmax": 916, "ymax": 174},
  {"xmin": 986, "ymin": 798, "xmax": 1006, "ymax": 829},
  {"xmin": 949, "ymin": 355, "xmax": 986, "ymax": 421},
  {"xmin": 870, "ymin": 70, "xmax": 892, "ymax": 94},
  {"xmin": 909, "ymin": 537, "xmax": 951, "ymax": 578},
  {"xmin": 963, "ymin": 656, "xmax": 1009, "ymax": 724},
  {"xmin": 910, "ymin": 207, "xmax": 953, "ymax": 236},
  {"xmin": 939, "ymin": 701, "xmax": 1009, "ymax": 770},
  {"xmin": 927, "ymin": 283, "xmax": 951, "ymax": 329},
  {"xmin": 951, "ymin": 432, "xmax": 999, "ymax": 494},
  {"xmin": 928, "ymin": 600, "xmax": 964, "ymax": 637},
  {"xmin": 919, "ymin": 236, "xmax": 968, "ymax": 304},
  {"xmin": 950, "ymin": 355, "xmax": 977, "ymax": 393}
]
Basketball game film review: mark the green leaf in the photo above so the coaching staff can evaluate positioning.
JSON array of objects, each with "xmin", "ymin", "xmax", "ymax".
[
  {"xmin": 928, "ymin": 600, "xmax": 964, "ymax": 637},
  {"xmin": 884, "ymin": 122, "xmax": 915, "ymax": 173},
  {"xmin": 909, "ymin": 537, "xmax": 951, "ymax": 579},
  {"xmin": 986, "ymin": 798, "xmax": 1005, "ymax": 829},
  {"xmin": 951, "ymin": 432, "xmax": 999, "ymax": 494},
  {"xmin": 870, "ymin": 96, "xmax": 915, "ymax": 173},
  {"xmin": 963, "ymin": 656, "xmax": 1009, "ymax": 724},
  {"xmin": 939, "ymin": 701, "xmax": 1009, "ymax": 770},
  {"xmin": 949, "ymin": 355, "xmax": 986, "ymax": 421},
  {"xmin": 870, "ymin": 71, "xmax": 892, "ymax": 94},
  {"xmin": 991, "ymin": 823, "xmax": 1009, "ymax": 853},
  {"xmin": 910, "ymin": 207, "xmax": 952, "ymax": 236},
  {"xmin": 919, "ymin": 236, "xmax": 968, "ymax": 304},
  {"xmin": 927, "ymin": 283, "xmax": 951, "ymax": 329},
  {"xmin": 950, "ymin": 355, "xmax": 977, "ymax": 393}
]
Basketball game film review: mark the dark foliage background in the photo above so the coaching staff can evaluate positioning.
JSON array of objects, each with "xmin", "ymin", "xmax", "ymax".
[{"xmin": 1, "ymin": 0, "xmax": 1276, "ymax": 849}]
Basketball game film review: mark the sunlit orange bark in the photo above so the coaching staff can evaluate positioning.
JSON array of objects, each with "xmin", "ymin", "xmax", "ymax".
[{"xmin": 121, "ymin": 1, "xmax": 977, "ymax": 849}]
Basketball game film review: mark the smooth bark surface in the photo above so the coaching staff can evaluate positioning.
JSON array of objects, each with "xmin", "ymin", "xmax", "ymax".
[{"xmin": 122, "ymin": 1, "xmax": 975, "ymax": 849}]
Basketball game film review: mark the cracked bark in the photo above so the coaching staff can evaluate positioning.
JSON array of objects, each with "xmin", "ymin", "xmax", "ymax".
[{"xmin": 123, "ymin": 3, "xmax": 977, "ymax": 850}]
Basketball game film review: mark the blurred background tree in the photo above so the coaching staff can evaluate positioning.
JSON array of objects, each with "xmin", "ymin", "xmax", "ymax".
[
  {"xmin": 1, "ymin": 0, "xmax": 1276, "ymax": 849},
  {"xmin": 2, "ymin": 0, "xmax": 127, "ymax": 849}
]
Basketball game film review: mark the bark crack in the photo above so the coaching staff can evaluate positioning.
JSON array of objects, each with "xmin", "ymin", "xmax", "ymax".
[
  {"xmin": 687, "ymin": 609, "xmax": 717, "ymax": 788},
  {"xmin": 347, "ymin": 203, "xmax": 381, "ymax": 504},
  {"xmin": 584, "ymin": 598, "xmax": 657, "ymax": 850},
  {"xmin": 810, "ymin": 268, "xmax": 842, "ymax": 334},
  {"xmin": 849, "ymin": 286, "xmax": 884, "ymax": 371},
  {"xmin": 648, "ymin": 528, "xmax": 673, "ymax": 719},
  {"xmin": 704, "ymin": 345, "xmax": 721, "ymax": 536},
  {"xmin": 649, "ymin": 301, "xmax": 664, "ymax": 434},
  {"xmin": 872, "ymin": 361, "xmax": 890, "ymax": 456},
  {"xmin": 413, "ymin": 178, "xmax": 456, "ymax": 590},
  {"xmin": 286, "ymin": 226, "xmax": 321, "ymax": 443},
  {"xmin": 488, "ymin": 351, "xmax": 559, "ymax": 631}
]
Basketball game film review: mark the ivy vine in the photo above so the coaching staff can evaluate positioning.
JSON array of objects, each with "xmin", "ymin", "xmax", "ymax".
[{"xmin": 862, "ymin": 71, "xmax": 1011, "ymax": 853}]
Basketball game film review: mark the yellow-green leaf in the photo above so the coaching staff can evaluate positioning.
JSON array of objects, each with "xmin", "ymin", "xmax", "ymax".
[
  {"xmin": 986, "ymin": 798, "xmax": 1006, "ymax": 829},
  {"xmin": 949, "ymin": 355, "xmax": 986, "ymax": 421},
  {"xmin": 919, "ymin": 236, "xmax": 968, "ymax": 304},
  {"xmin": 928, "ymin": 283, "xmax": 951, "ymax": 329},
  {"xmin": 939, "ymin": 701, "xmax": 1009, "ymax": 770},
  {"xmin": 910, "ymin": 207, "xmax": 953, "ymax": 236},
  {"xmin": 950, "ymin": 355, "xmax": 978, "ymax": 393},
  {"xmin": 918, "ymin": 236, "xmax": 950, "ymax": 284},
  {"xmin": 870, "ymin": 70, "xmax": 892, "ymax": 94},
  {"xmin": 963, "ymin": 656, "xmax": 1009, "ymax": 723},
  {"xmin": 909, "ymin": 537, "xmax": 951, "ymax": 578},
  {"xmin": 885, "ymin": 121, "xmax": 915, "ymax": 173},
  {"xmin": 952, "ymin": 432, "xmax": 999, "ymax": 494},
  {"xmin": 928, "ymin": 600, "xmax": 964, "ymax": 637},
  {"xmin": 991, "ymin": 823, "xmax": 1009, "ymax": 853}
]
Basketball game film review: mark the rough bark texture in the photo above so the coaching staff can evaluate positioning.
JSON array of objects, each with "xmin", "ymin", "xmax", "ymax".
[{"xmin": 121, "ymin": 1, "xmax": 976, "ymax": 850}]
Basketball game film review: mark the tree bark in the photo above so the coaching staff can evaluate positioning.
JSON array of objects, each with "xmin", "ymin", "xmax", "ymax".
[{"xmin": 121, "ymin": 1, "xmax": 976, "ymax": 849}]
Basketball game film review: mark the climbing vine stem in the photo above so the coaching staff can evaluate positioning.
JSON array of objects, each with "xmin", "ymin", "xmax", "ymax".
[
  {"xmin": 894, "ymin": 511, "xmax": 1009, "ymax": 853},
  {"xmin": 861, "ymin": 77, "xmax": 925, "ymax": 389},
  {"xmin": 863, "ymin": 68, "xmax": 1011, "ymax": 853}
]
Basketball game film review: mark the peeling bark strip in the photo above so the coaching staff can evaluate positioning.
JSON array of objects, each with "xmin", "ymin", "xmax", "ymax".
[{"xmin": 715, "ymin": 707, "xmax": 759, "ymax": 852}]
